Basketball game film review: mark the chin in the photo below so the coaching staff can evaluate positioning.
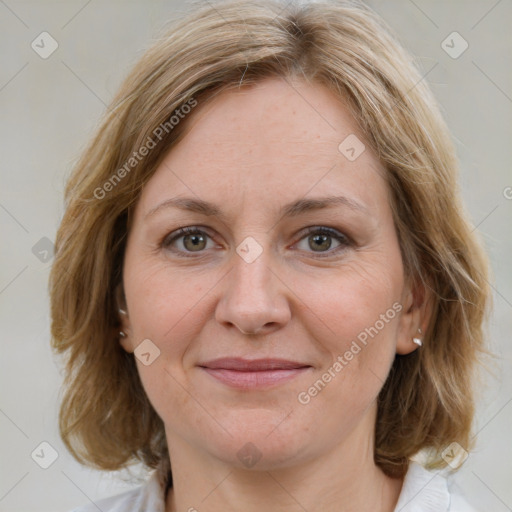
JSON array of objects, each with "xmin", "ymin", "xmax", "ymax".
[{"xmin": 198, "ymin": 408, "xmax": 318, "ymax": 470}]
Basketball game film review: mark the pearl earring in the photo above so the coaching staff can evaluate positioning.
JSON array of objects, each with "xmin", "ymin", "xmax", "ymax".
[
  {"xmin": 119, "ymin": 309, "xmax": 127, "ymax": 339},
  {"xmin": 412, "ymin": 327, "xmax": 423, "ymax": 347}
]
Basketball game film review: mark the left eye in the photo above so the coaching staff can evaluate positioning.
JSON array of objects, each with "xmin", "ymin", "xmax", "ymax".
[{"xmin": 294, "ymin": 227, "xmax": 350, "ymax": 255}]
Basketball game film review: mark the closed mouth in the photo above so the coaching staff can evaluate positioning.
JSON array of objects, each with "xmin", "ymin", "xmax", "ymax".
[{"xmin": 198, "ymin": 358, "xmax": 312, "ymax": 389}]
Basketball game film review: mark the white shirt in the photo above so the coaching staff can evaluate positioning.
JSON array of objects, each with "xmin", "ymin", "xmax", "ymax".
[{"xmin": 70, "ymin": 461, "xmax": 477, "ymax": 512}]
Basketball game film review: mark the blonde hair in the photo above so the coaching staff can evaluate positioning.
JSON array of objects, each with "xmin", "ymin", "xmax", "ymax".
[{"xmin": 50, "ymin": 0, "xmax": 490, "ymax": 480}]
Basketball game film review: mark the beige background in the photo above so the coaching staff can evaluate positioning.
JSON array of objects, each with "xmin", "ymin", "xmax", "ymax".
[{"xmin": 0, "ymin": 0, "xmax": 511, "ymax": 510}]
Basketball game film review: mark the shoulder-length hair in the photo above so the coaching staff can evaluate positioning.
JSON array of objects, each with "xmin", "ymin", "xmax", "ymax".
[{"xmin": 50, "ymin": 0, "xmax": 490, "ymax": 479}]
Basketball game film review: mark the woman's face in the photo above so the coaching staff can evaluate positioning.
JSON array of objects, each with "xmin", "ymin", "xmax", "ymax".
[{"xmin": 121, "ymin": 77, "xmax": 419, "ymax": 470}]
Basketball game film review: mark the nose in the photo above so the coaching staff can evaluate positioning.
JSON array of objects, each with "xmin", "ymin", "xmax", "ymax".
[{"xmin": 215, "ymin": 246, "xmax": 292, "ymax": 336}]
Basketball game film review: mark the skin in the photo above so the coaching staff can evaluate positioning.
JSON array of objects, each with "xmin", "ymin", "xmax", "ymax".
[{"xmin": 120, "ymin": 77, "xmax": 429, "ymax": 512}]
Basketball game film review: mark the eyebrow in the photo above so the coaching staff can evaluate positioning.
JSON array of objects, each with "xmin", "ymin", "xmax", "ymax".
[{"xmin": 144, "ymin": 195, "xmax": 368, "ymax": 221}]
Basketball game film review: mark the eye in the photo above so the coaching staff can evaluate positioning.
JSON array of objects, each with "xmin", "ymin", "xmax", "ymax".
[
  {"xmin": 294, "ymin": 226, "xmax": 351, "ymax": 256},
  {"xmin": 162, "ymin": 226, "xmax": 216, "ymax": 255},
  {"xmin": 161, "ymin": 225, "xmax": 352, "ymax": 258}
]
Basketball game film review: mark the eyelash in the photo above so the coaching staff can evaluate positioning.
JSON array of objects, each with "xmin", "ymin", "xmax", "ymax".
[{"xmin": 161, "ymin": 225, "xmax": 352, "ymax": 259}]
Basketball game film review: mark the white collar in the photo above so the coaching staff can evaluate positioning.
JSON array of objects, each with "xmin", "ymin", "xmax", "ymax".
[{"xmin": 394, "ymin": 461, "xmax": 450, "ymax": 511}]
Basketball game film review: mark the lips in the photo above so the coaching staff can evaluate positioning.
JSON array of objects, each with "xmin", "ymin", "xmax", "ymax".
[
  {"xmin": 198, "ymin": 358, "xmax": 312, "ymax": 389},
  {"xmin": 200, "ymin": 358, "xmax": 309, "ymax": 371}
]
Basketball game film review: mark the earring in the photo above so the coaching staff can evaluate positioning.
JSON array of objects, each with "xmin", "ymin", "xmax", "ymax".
[
  {"xmin": 119, "ymin": 308, "xmax": 128, "ymax": 339},
  {"xmin": 412, "ymin": 327, "xmax": 423, "ymax": 347}
]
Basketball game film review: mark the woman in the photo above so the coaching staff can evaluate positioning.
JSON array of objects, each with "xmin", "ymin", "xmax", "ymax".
[{"xmin": 50, "ymin": 0, "xmax": 490, "ymax": 510}]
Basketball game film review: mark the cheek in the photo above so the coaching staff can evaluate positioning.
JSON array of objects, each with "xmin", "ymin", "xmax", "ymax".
[
  {"xmin": 124, "ymin": 256, "xmax": 213, "ymax": 346},
  {"xmin": 301, "ymin": 259, "xmax": 403, "ymax": 345},
  {"xmin": 123, "ymin": 259, "xmax": 217, "ymax": 422},
  {"xmin": 293, "ymin": 259, "xmax": 403, "ymax": 397},
  {"xmin": 280, "ymin": 262, "xmax": 403, "ymax": 453}
]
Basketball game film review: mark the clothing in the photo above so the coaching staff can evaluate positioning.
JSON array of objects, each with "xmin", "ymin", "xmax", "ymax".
[{"xmin": 70, "ymin": 461, "xmax": 477, "ymax": 512}]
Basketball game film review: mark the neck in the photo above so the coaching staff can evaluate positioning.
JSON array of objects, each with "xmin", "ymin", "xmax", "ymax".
[{"xmin": 164, "ymin": 424, "xmax": 403, "ymax": 512}]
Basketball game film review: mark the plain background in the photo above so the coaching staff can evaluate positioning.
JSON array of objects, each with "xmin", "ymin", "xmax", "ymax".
[{"xmin": 0, "ymin": 0, "xmax": 511, "ymax": 510}]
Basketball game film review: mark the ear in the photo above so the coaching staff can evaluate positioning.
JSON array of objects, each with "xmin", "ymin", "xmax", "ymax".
[
  {"xmin": 396, "ymin": 276, "xmax": 432, "ymax": 355},
  {"xmin": 115, "ymin": 283, "xmax": 134, "ymax": 353}
]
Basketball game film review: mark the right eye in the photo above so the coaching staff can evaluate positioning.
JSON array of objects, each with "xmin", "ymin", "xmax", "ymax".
[{"xmin": 162, "ymin": 226, "xmax": 216, "ymax": 256}]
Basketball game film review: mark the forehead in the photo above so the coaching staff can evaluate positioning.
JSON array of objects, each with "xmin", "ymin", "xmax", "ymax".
[{"xmin": 136, "ymin": 77, "xmax": 388, "ymax": 218}]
